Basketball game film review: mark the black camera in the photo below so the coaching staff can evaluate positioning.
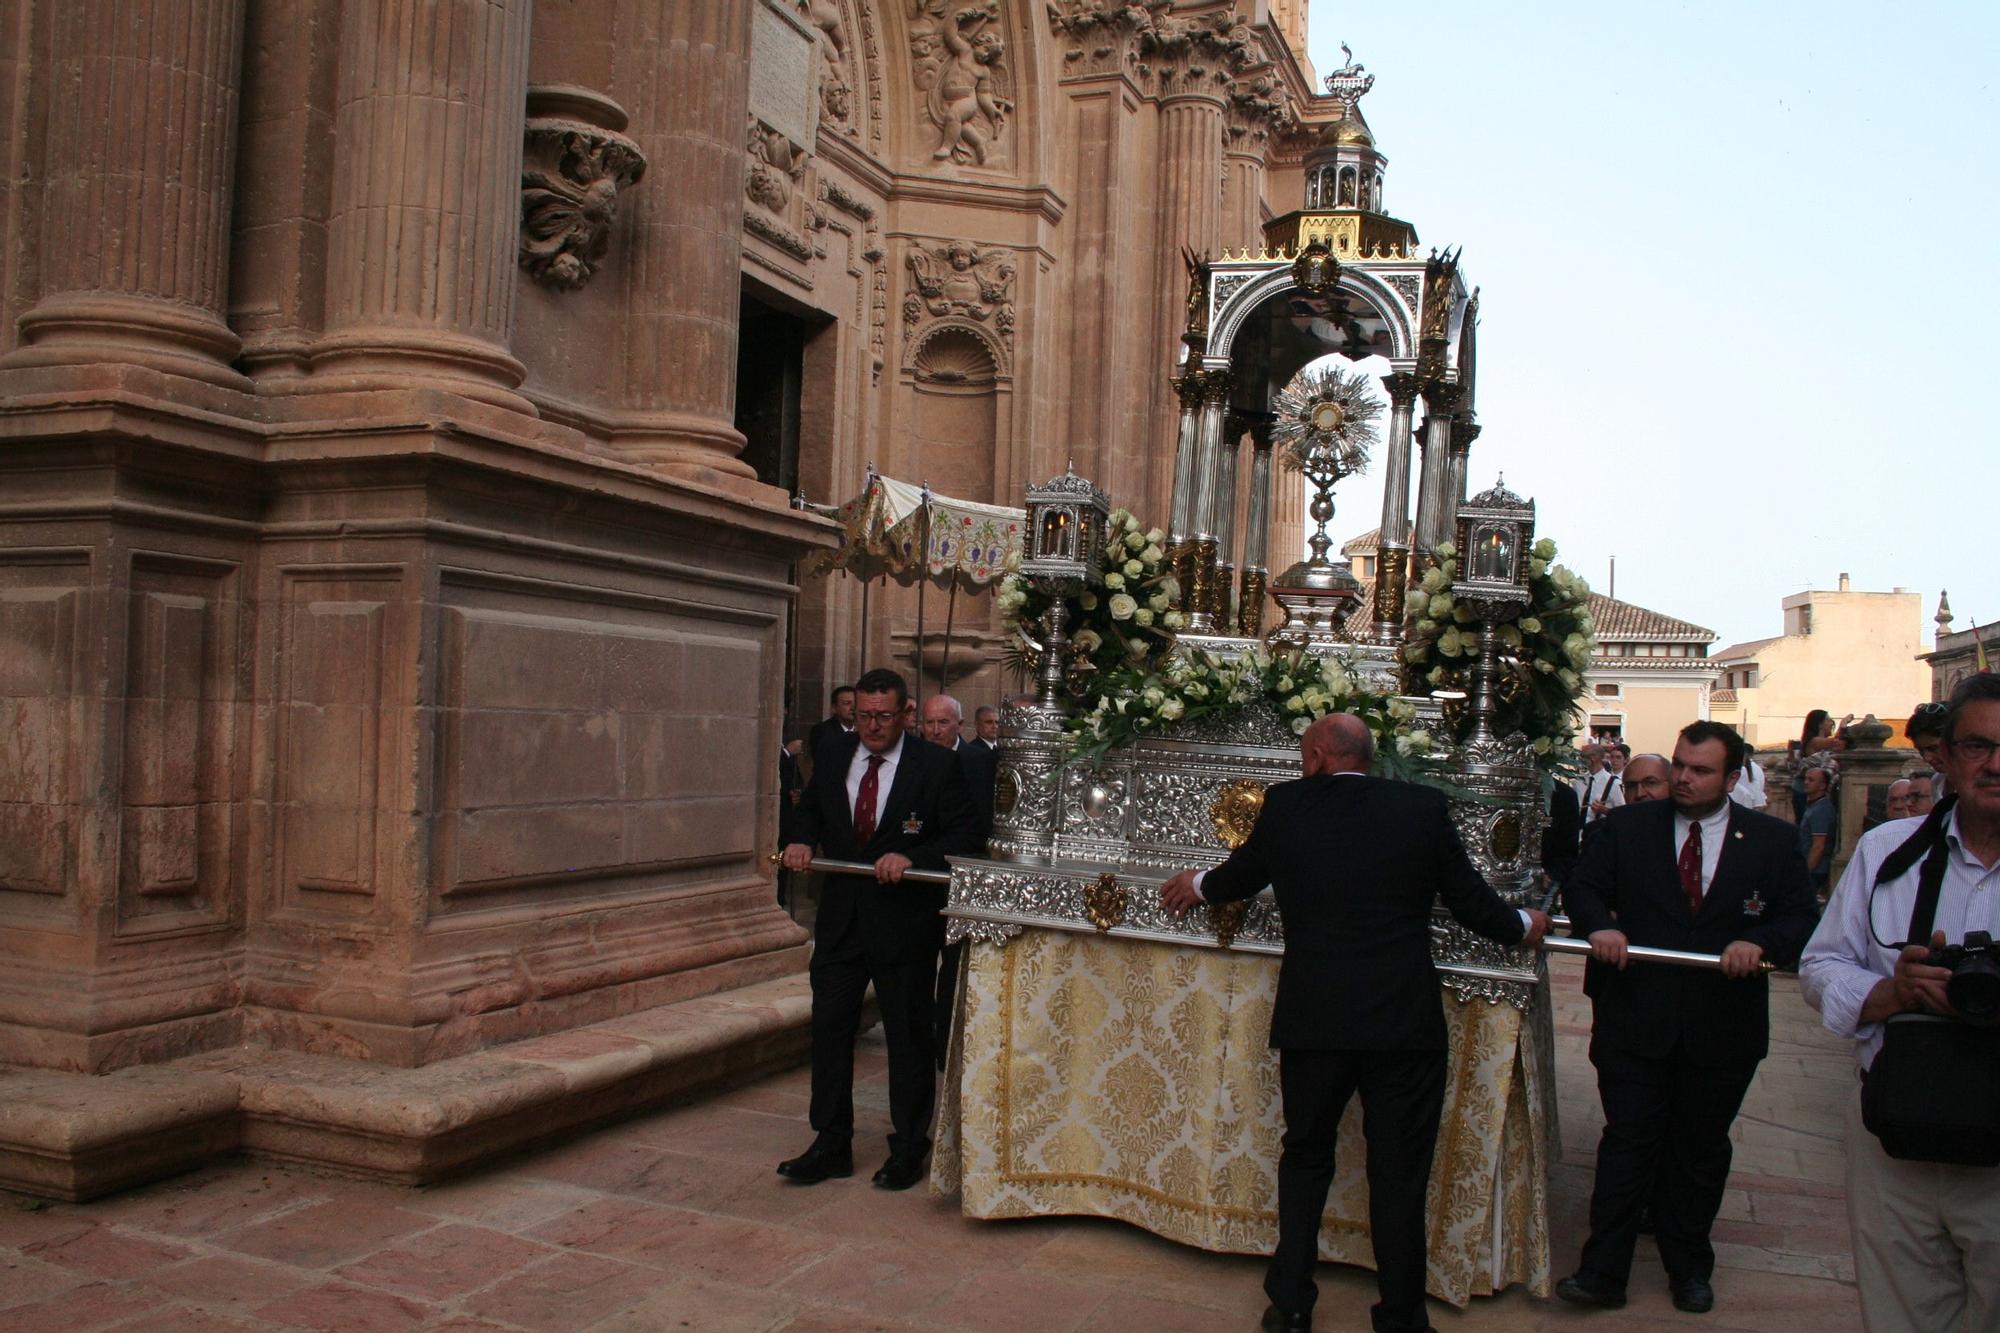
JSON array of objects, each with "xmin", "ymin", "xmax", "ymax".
[{"xmin": 1933, "ymin": 931, "xmax": 2000, "ymax": 1022}]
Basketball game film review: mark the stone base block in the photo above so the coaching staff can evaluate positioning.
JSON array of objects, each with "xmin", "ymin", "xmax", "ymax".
[{"xmin": 0, "ymin": 972, "xmax": 816, "ymax": 1201}]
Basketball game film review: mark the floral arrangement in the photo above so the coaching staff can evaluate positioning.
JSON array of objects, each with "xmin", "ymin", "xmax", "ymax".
[
  {"xmin": 1071, "ymin": 643, "xmax": 1439, "ymax": 774},
  {"xmin": 996, "ymin": 507, "xmax": 1185, "ymax": 679},
  {"xmin": 1399, "ymin": 537, "xmax": 1596, "ymax": 765}
]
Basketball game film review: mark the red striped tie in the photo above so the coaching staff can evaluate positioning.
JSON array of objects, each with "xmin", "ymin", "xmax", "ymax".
[
  {"xmin": 853, "ymin": 754, "xmax": 884, "ymax": 846},
  {"xmin": 1679, "ymin": 819, "xmax": 1704, "ymax": 916}
]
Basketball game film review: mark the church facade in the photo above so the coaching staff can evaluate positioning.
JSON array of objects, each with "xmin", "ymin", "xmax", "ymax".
[{"xmin": 0, "ymin": 0, "xmax": 1335, "ymax": 1107}]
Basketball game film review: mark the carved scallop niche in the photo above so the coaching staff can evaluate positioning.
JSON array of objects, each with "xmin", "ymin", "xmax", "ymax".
[{"xmin": 519, "ymin": 85, "xmax": 647, "ymax": 292}]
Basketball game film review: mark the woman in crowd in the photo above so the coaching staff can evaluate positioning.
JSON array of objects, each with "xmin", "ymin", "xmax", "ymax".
[{"xmin": 1787, "ymin": 709, "xmax": 1849, "ymax": 819}]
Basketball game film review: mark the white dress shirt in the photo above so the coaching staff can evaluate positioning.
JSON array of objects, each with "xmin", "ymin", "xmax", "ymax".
[
  {"xmin": 1575, "ymin": 769, "xmax": 1625, "ymax": 823},
  {"xmin": 844, "ymin": 733, "xmax": 904, "ymax": 820},
  {"xmin": 1672, "ymin": 800, "xmax": 1733, "ymax": 895},
  {"xmin": 1800, "ymin": 809, "xmax": 2000, "ymax": 1069}
]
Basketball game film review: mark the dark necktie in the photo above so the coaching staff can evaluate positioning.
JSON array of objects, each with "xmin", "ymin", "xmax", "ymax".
[
  {"xmin": 1680, "ymin": 819, "xmax": 1704, "ymax": 916},
  {"xmin": 853, "ymin": 754, "xmax": 884, "ymax": 846}
]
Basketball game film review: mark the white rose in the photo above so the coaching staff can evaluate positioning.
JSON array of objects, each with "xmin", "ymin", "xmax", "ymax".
[
  {"xmin": 1103, "ymin": 571, "xmax": 1125, "ymax": 590},
  {"xmin": 1142, "ymin": 686, "xmax": 1165, "ymax": 705},
  {"xmin": 1134, "ymin": 608, "xmax": 1154, "ymax": 626},
  {"xmin": 1533, "ymin": 736, "xmax": 1552, "ymax": 754},
  {"xmin": 1533, "ymin": 538, "xmax": 1556, "ymax": 560},
  {"xmin": 1109, "ymin": 507, "xmax": 1132, "ymax": 528},
  {"xmin": 1427, "ymin": 666, "xmax": 1445, "ymax": 684},
  {"xmin": 1520, "ymin": 616, "xmax": 1542, "ymax": 634},
  {"xmin": 1528, "ymin": 558, "xmax": 1548, "ymax": 578},
  {"xmin": 1159, "ymin": 576, "xmax": 1182, "ymax": 601},
  {"xmin": 1558, "ymin": 667, "xmax": 1580, "ymax": 689},
  {"xmin": 1003, "ymin": 548, "xmax": 1022, "ymax": 572},
  {"xmin": 1158, "ymin": 697, "xmax": 1185, "ymax": 721},
  {"xmin": 1124, "ymin": 558, "xmax": 1144, "ymax": 578},
  {"xmin": 1163, "ymin": 610, "xmax": 1185, "ymax": 630},
  {"xmin": 1126, "ymin": 636, "xmax": 1149, "ymax": 658},
  {"xmin": 1125, "ymin": 530, "xmax": 1147, "ymax": 551},
  {"xmin": 1436, "ymin": 541, "xmax": 1457, "ymax": 558},
  {"xmin": 1535, "ymin": 658, "xmax": 1554, "ymax": 674},
  {"xmin": 1186, "ymin": 681, "xmax": 1209, "ymax": 699},
  {"xmin": 1073, "ymin": 628, "xmax": 1102, "ymax": 653},
  {"xmin": 1286, "ymin": 694, "xmax": 1307, "ymax": 713},
  {"xmin": 1439, "ymin": 628, "xmax": 1463, "ymax": 658},
  {"xmin": 1146, "ymin": 528, "xmax": 1165, "ymax": 545},
  {"xmin": 1452, "ymin": 606, "xmax": 1473, "ymax": 624},
  {"xmin": 1080, "ymin": 591, "xmax": 1099, "ymax": 610},
  {"xmin": 1149, "ymin": 592, "xmax": 1170, "ymax": 613},
  {"xmin": 1420, "ymin": 568, "xmax": 1448, "ymax": 593},
  {"xmin": 1428, "ymin": 594, "xmax": 1453, "ymax": 618},
  {"xmin": 1276, "ymin": 675, "xmax": 1294, "ymax": 692},
  {"xmin": 1141, "ymin": 544, "xmax": 1164, "ymax": 565},
  {"xmin": 1405, "ymin": 589, "xmax": 1428, "ymax": 615},
  {"xmin": 1109, "ymin": 593, "xmax": 1138, "ymax": 620},
  {"xmin": 1291, "ymin": 716, "xmax": 1311, "ymax": 735}
]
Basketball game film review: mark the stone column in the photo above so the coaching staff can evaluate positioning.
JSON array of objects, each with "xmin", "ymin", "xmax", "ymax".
[
  {"xmin": 1238, "ymin": 422, "xmax": 1274, "ymax": 636},
  {"xmin": 1412, "ymin": 381, "xmax": 1463, "ymax": 558},
  {"xmin": 3, "ymin": 1, "xmax": 249, "ymax": 388},
  {"xmin": 606, "ymin": 0, "xmax": 763, "ymax": 488},
  {"xmin": 1153, "ymin": 82, "xmax": 1226, "ymax": 494},
  {"xmin": 1831, "ymin": 720, "xmax": 1905, "ymax": 888},
  {"xmin": 313, "ymin": 0, "xmax": 534, "ymax": 412},
  {"xmin": 1374, "ymin": 371, "xmax": 1420, "ymax": 638}
]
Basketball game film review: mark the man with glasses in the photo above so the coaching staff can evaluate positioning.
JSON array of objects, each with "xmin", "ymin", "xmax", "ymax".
[
  {"xmin": 779, "ymin": 668, "xmax": 981, "ymax": 1191},
  {"xmin": 1801, "ymin": 672, "xmax": 2000, "ymax": 1330}
]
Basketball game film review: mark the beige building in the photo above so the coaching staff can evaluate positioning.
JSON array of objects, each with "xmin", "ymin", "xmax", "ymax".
[
  {"xmin": 1922, "ymin": 595, "xmax": 1996, "ymax": 700},
  {"xmin": 1708, "ymin": 576, "xmax": 1933, "ymax": 748}
]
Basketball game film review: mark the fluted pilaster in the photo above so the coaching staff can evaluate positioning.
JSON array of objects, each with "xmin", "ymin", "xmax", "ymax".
[
  {"xmin": 6, "ymin": 0, "xmax": 248, "ymax": 387},
  {"xmin": 606, "ymin": 0, "xmax": 760, "ymax": 484},
  {"xmin": 1413, "ymin": 381, "xmax": 1463, "ymax": 556},
  {"xmin": 314, "ymin": 0, "xmax": 533, "ymax": 411}
]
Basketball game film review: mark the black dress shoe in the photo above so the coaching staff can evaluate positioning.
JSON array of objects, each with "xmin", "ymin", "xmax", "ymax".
[
  {"xmin": 872, "ymin": 1150, "xmax": 928, "ymax": 1190},
  {"xmin": 775, "ymin": 1138, "xmax": 852, "ymax": 1184},
  {"xmin": 1670, "ymin": 1276, "xmax": 1715, "ymax": 1313},
  {"xmin": 1554, "ymin": 1273, "xmax": 1627, "ymax": 1309},
  {"xmin": 1259, "ymin": 1305, "xmax": 1310, "ymax": 1332}
]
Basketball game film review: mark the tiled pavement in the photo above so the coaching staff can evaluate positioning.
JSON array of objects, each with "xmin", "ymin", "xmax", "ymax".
[{"xmin": 0, "ymin": 956, "xmax": 1863, "ymax": 1331}]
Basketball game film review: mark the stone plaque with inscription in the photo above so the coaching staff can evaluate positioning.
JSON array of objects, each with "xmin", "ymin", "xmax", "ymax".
[{"xmin": 750, "ymin": 0, "xmax": 819, "ymax": 154}]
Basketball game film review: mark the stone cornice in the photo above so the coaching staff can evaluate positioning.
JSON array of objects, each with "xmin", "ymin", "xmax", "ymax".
[{"xmin": 886, "ymin": 173, "xmax": 1067, "ymax": 227}]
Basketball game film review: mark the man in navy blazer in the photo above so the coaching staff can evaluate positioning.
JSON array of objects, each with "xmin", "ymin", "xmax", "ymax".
[
  {"xmin": 1556, "ymin": 721, "xmax": 1818, "ymax": 1315},
  {"xmin": 1162, "ymin": 714, "xmax": 1551, "ymax": 1333},
  {"xmin": 778, "ymin": 668, "xmax": 981, "ymax": 1190}
]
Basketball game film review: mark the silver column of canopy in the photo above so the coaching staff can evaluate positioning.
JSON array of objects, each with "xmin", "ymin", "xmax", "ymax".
[
  {"xmin": 1411, "ymin": 379, "xmax": 1463, "ymax": 559},
  {"xmin": 1213, "ymin": 417, "xmax": 1243, "ymax": 631},
  {"xmin": 1373, "ymin": 372, "xmax": 1420, "ymax": 639},
  {"xmin": 1238, "ymin": 420, "xmax": 1274, "ymax": 635}
]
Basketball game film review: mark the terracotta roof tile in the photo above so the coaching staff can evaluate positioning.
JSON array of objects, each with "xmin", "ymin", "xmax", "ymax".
[{"xmin": 1585, "ymin": 593, "xmax": 1714, "ymax": 644}]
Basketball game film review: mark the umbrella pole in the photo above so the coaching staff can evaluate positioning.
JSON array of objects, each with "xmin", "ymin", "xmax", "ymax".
[
  {"xmin": 859, "ymin": 573, "xmax": 872, "ymax": 677},
  {"xmin": 941, "ymin": 580, "xmax": 959, "ymax": 693},
  {"xmin": 915, "ymin": 501, "xmax": 929, "ymax": 715}
]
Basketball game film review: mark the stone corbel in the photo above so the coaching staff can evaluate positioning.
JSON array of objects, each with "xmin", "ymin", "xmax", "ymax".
[{"xmin": 519, "ymin": 85, "xmax": 647, "ymax": 292}]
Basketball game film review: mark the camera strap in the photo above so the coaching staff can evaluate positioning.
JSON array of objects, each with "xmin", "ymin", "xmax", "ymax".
[{"xmin": 1875, "ymin": 795, "xmax": 1958, "ymax": 948}]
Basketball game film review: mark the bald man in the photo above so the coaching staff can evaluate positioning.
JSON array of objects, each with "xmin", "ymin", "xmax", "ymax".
[{"xmin": 1162, "ymin": 714, "xmax": 1552, "ymax": 1333}]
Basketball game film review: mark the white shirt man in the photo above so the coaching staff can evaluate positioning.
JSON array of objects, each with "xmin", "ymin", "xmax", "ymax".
[
  {"xmin": 1728, "ymin": 755, "xmax": 1768, "ymax": 810},
  {"xmin": 1799, "ymin": 679, "xmax": 2000, "ymax": 1331},
  {"xmin": 1575, "ymin": 747, "xmax": 1625, "ymax": 824}
]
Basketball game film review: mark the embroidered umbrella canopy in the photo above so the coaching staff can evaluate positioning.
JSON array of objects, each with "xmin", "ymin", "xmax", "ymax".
[{"xmin": 808, "ymin": 472, "xmax": 1025, "ymax": 695}]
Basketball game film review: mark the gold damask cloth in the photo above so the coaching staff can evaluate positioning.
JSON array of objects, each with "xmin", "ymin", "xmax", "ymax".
[{"xmin": 933, "ymin": 928, "xmax": 1555, "ymax": 1306}]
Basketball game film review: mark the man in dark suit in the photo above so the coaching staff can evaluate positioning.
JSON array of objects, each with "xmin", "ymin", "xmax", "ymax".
[
  {"xmin": 918, "ymin": 694, "xmax": 995, "ymax": 1063},
  {"xmin": 806, "ymin": 684, "xmax": 856, "ymax": 759},
  {"xmin": 1556, "ymin": 721, "xmax": 1819, "ymax": 1315},
  {"xmin": 1161, "ymin": 714, "xmax": 1551, "ymax": 1333},
  {"xmin": 778, "ymin": 668, "xmax": 980, "ymax": 1190},
  {"xmin": 1542, "ymin": 778, "xmax": 1582, "ymax": 893},
  {"xmin": 969, "ymin": 704, "xmax": 1001, "ymax": 752}
]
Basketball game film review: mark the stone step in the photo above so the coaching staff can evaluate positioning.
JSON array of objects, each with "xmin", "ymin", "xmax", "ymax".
[{"xmin": 0, "ymin": 972, "xmax": 814, "ymax": 1202}]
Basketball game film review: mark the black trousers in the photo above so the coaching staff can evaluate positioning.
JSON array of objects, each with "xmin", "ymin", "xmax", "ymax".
[
  {"xmin": 1578, "ymin": 1042, "xmax": 1760, "ymax": 1288},
  {"xmin": 1266, "ymin": 1047, "xmax": 1446, "ymax": 1332},
  {"xmin": 807, "ymin": 920, "xmax": 940, "ymax": 1158}
]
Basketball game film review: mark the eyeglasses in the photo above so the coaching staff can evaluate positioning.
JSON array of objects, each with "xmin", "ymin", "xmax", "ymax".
[
  {"xmin": 1949, "ymin": 735, "xmax": 1998, "ymax": 764},
  {"xmin": 1913, "ymin": 702, "xmax": 1949, "ymax": 719},
  {"xmin": 855, "ymin": 710, "xmax": 902, "ymax": 724}
]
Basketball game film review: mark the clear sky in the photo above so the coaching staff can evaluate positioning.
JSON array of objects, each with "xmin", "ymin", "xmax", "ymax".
[{"xmin": 1300, "ymin": 0, "xmax": 1999, "ymax": 651}]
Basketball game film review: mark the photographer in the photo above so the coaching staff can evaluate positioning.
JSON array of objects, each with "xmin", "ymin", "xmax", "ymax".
[{"xmin": 1800, "ymin": 671, "xmax": 2000, "ymax": 1331}]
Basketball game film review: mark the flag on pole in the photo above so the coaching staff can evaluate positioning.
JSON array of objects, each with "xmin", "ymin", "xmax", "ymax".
[{"xmin": 1977, "ymin": 618, "xmax": 1991, "ymax": 672}]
